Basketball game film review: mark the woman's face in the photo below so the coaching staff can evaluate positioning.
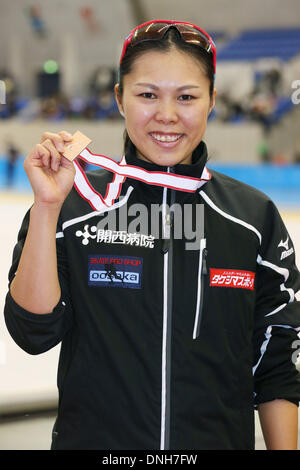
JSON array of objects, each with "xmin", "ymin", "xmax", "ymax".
[{"xmin": 115, "ymin": 48, "xmax": 216, "ymax": 166}]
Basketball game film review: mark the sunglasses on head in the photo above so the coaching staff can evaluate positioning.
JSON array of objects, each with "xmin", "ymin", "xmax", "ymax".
[{"xmin": 120, "ymin": 20, "xmax": 216, "ymax": 76}]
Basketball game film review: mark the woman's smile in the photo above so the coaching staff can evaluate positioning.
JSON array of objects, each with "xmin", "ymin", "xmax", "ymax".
[{"xmin": 149, "ymin": 131, "xmax": 184, "ymax": 146}]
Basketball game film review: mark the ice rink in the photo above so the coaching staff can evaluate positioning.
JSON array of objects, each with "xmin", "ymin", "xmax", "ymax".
[{"xmin": 0, "ymin": 189, "xmax": 299, "ymax": 450}]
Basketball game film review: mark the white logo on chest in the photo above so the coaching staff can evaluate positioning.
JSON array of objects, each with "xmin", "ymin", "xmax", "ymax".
[
  {"xmin": 75, "ymin": 225, "xmax": 97, "ymax": 245},
  {"xmin": 76, "ymin": 225, "xmax": 154, "ymax": 248}
]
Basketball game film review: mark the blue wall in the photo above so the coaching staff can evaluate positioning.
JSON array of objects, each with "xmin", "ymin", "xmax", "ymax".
[{"xmin": 208, "ymin": 163, "xmax": 300, "ymax": 207}]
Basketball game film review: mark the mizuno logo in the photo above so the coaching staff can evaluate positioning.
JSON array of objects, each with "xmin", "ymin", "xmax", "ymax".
[
  {"xmin": 278, "ymin": 236, "xmax": 289, "ymax": 251},
  {"xmin": 278, "ymin": 236, "xmax": 294, "ymax": 260}
]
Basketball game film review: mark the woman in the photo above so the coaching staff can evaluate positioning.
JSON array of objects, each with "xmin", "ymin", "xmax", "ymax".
[{"xmin": 4, "ymin": 20, "xmax": 300, "ymax": 450}]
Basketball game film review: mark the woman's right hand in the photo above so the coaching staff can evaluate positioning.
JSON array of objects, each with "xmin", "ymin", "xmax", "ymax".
[{"xmin": 23, "ymin": 130, "xmax": 77, "ymax": 208}]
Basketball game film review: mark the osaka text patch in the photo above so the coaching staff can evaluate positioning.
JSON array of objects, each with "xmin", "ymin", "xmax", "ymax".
[
  {"xmin": 88, "ymin": 254, "xmax": 143, "ymax": 288},
  {"xmin": 210, "ymin": 268, "xmax": 255, "ymax": 290}
]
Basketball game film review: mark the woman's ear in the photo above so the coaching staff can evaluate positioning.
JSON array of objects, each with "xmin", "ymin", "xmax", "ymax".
[
  {"xmin": 208, "ymin": 88, "xmax": 217, "ymax": 115},
  {"xmin": 114, "ymin": 84, "xmax": 125, "ymax": 118}
]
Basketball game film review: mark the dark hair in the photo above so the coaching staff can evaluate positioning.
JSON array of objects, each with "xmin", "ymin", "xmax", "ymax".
[{"xmin": 117, "ymin": 27, "xmax": 215, "ymax": 154}]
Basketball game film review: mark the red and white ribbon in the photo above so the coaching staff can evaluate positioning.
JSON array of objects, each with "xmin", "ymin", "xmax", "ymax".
[{"xmin": 73, "ymin": 148, "xmax": 211, "ymax": 211}]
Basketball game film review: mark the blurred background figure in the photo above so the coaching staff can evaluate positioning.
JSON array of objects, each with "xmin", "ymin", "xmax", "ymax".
[
  {"xmin": 0, "ymin": 69, "xmax": 18, "ymax": 119},
  {"xmin": 27, "ymin": 5, "xmax": 47, "ymax": 38},
  {"xmin": 79, "ymin": 6, "xmax": 101, "ymax": 35},
  {"xmin": 4, "ymin": 137, "xmax": 20, "ymax": 189},
  {"xmin": 257, "ymin": 139, "xmax": 272, "ymax": 163}
]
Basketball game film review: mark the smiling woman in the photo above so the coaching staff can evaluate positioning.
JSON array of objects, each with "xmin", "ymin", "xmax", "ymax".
[
  {"xmin": 115, "ymin": 25, "xmax": 215, "ymax": 166},
  {"xmin": 4, "ymin": 20, "xmax": 300, "ymax": 451},
  {"xmin": 115, "ymin": 46, "xmax": 216, "ymax": 166}
]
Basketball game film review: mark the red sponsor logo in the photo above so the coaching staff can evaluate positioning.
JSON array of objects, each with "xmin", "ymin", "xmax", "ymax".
[
  {"xmin": 210, "ymin": 268, "xmax": 255, "ymax": 290},
  {"xmin": 90, "ymin": 257, "xmax": 141, "ymax": 266}
]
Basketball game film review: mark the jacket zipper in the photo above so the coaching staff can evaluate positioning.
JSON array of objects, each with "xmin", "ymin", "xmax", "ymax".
[
  {"xmin": 160, "ymin": 167, "xmax": 175, "ymax": 450},
  {"xmin": 193, "ymin": 239, "xmax": 207, "ymax": 339}
]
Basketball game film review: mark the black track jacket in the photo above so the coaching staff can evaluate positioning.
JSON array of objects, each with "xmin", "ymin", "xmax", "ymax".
[{"xmin": 4, "ymin": 140, "xmax": 300, "ymax": 450}]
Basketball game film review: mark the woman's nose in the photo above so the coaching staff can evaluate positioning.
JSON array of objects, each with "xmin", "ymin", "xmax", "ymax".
[{"xmin": 155, "ymin": 100, "xmax": 178, "ymax": 124}]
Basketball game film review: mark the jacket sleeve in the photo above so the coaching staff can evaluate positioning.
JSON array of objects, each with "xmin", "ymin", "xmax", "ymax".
[
  {"xmin": 4, "ymin": 208, "xmax": 73, "ymax": 355},
  {"xmin": 253, "ymin": 199, "xmax": 300, "ymax": 407}
]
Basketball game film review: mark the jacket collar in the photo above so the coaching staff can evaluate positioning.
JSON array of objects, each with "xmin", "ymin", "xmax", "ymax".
[
  {"xmin": 119, "ymin": 139, "xmax": 211, "ymax": 204},
  {"xmin": 124, "ymin": 139, "xmax": 209, "ymax": 181}
]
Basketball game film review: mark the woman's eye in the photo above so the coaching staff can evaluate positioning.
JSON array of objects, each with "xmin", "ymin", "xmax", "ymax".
[
  {"xmin": 140, "ymin": 92, "xmax": 156, "ymax": 99},
  {"xmin": 179, "ymin": 95, "xmax": 195, "ymax": 101}
]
